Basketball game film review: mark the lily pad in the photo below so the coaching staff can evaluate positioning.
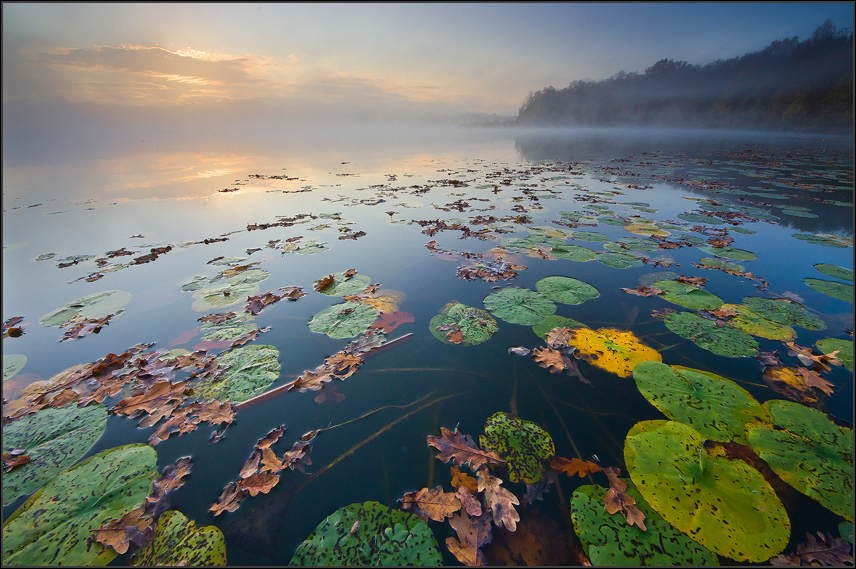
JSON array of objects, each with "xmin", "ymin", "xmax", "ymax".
[
  {"xmin": 130, "ymin": 510, "xmax": 226, "ymax": 566},
  {"xmin": 625, "ymin": 420, "xmax": 790, "ymax": 562},
  {"xmin": 191, "ymin": 281, "xmax": 260, "ymax": 312},
  {"xmin": 532, "ymin": 315, "xmax": 588, "ymax": 340},
  {"xmin": 2, "ymin": 443, "xmax": 158, "ymax": 566},
  {"xmin": 696, "ymin": 257, "xmax": 745, "ymax": 272},
  {"xmin": 697, "ymin": 246, "xmax": 756, "ymax": 261},
  {"xmin": 550, "ymin": 245, "xmax": 597, "ymax": 262},
  {"xmin": 623, "ymin": 223, "xmax": 671, "ymax": 237},
  {"xmin": 742, "ymin": 297, "xmax": 826, "ymax": 331},
  {"xmin": 180, "ymin": 275, "xmax": 209, "ymax": 292},
  {"xmin": 664, "ymin": 311, "xmax": 759, "ymax": 358},
  {"xmin": 652, "ymin": 280, "xmax": 723, "ymax": 310},
  {"xmin": 815, "ymin": 338, "xmax": 853, "ymax": 372},
  {"xmin": 293, "ymin": 240, "xmax": 330, "ymax": 254},
  {"xmin": 792, "ymin": 233, "xmax": 851, "ymax": 248},
  {"xmin": 720, "ymin": 304, "xmax": 797, "ymax": 341},
  {"xmin": 677, "ymin": 213, "xmax": 725, "ymax": 225},
  {"xmin": 429, "ymin": 302, "xmax": 498, "ymax": 346},
  {"xmin": 308, "ymin": 301, "xmax": 378, "ymax": 339},
  {"xmin": 745, "ymin": 400, "xmax": 853, "ymax": 522},
  {"xmin": 353, "ymin": 289, "xmax": 405, "ymax": 315},
  {"xmin": 814, "ymin": 263, "xmax": 853, "ymax": 282},
  {"xmin": 193, "ymin": 345, "xmax": 280, "ymax": 403},
  {"xmin": 201, "ymin": 312, "xmax": 257, "ymax": 341},
  {"xmin": 570, "ymin": 231, "xmax": 609, "ymax": 242},
  {"xmin": 804, "ymin": 278, "xmax": 853, "ymax": 302},
  {"xmin": 564, "ymin": 327, "xmax": 662, "ymax": 378},
  {"xmin": 39, "ymin": 290, "xmax": 131, "ymax": 327},
  {"xmin": 289, "ymin": 501, "xmax": 442, "ymax": 566},
  {"xmin": 633, "ymin": 361, "xmax": 767, "ymax": 444},
  {"xmin": 483, "ymin": 288, "xmax": 556, "ymax": 326},
  {"xmin": 479, "ymin": 412, "xmax": 554, "ymax": 484},
  {"xmin": 596, "ymin": 252, "xmax": 644, "ymax": 269},
  {"xmin": 535, "ymin": 276, "xmax": 599, "ymax": 305},
  {"xmin": 2, "ymin": 403, "xmax": 109, "ymax": 505},
  {"xmin": 315, "ymin": 272, "xmax": 372, "ymax": 296},
  {"xmin": 571, "ymin": 483, "xmax": 718, "ymax": 566},
  {"xmin": 3, "ymin": 354, "xmax": 26, "ymax": 382}
]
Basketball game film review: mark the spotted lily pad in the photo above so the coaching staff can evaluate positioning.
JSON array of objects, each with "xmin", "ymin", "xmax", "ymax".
[
  {"xmin": 2, "ymin": 443, "xmax": 158, "ymax": 566},
  {"xmin": 814, "ymin": 264, "xmax": 853, "ymax": 282},
  {"xmin": 130, "ymin": 510, "xmax": 226, "ymax": 566},
  {"xmin": 3, "ymin": 354, "xmax": 26, "ymax": 382},
  {"xmin": 633, "ymin": 361, "xmax": 767, "ymax": 444},
  {"xmin": 532, "ymin": 315, "xmax": 588, "ymax": 340},
  {"xmin": 697, "ymin": 246, "xmax": 756, "ymax": 261},
  {"xmin": 289, "ymin": 501, "xmax": 442, "ymax": 565},
  {"xmin": 596, "ymin": 252, "xmax": 644, "ymax": 269},
  {"xmin": 483, "ymin": 288, "xmax": 556, "ymax": 326},
  {"xmin": 193, "ymin": 345, "xmax": 280, "ymax": 403},
  {"xmin": 479, "ymin": 412, "xmax": 554, "ymax": 484},
  {"xmin": 308, "ymin": 301, "xmax": 378, "ymax": 338},
  {"xmin": 720, "ymin": 304, "xmax": 797, "ymax": 341},
  {"xmin": 429, "ymin": 302, "xmax": 498, "ymax": 346},
  {"xmin": 804, "ymin": 278, "xmax": 853, "ymax": 302},
  {"xmin": 664, "ymin": 311, "xmax": 759, "ymax": 358},
  {"xmin": 742, "ymin": 297, "xmax": 826, "ymax": 331},
  {"xmin": 535, "ymin": 276, "xmax": 599, "ymax": 305},
  {"xmin": 815, "ymin": 338, "xmax": 853, "ymax": 372},
  {"xmin": 315, "ymin": 272, "xmax": 372, "ymax": 296},
  {"xmin": 550, "ymin": 245, "xmax": 597, "ymax": 262},
  {"xmin": 652, "ymin": 280, "xmax": 723, "ymax": 310},
  {"xmin": 625, "ymin": 420, "xmax": 790, "ymax": 562},
  {"xmin": 745, "ymin": 400, "xmax": 853, "ymax": 522},
  {"xmin": 564, "ymin": 327, "xmax": 662, "ymax": 378},
  {"xmin": 38, "ymin": 290, "xmax": 131, "ymax": 327},
  {"xmin": 571, "ymin": 483, "xmax": 718, "ymax": 565}
]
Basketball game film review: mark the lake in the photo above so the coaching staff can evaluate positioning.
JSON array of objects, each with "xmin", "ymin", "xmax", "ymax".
[{"xmin": 2, "ymin": 125, "xmax": 853, "ymax": 566}]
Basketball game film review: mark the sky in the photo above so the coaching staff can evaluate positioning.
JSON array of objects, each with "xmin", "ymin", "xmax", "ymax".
[{"xmin": 2, "ymin": 2, "xmax": 853, "ymax": 122}]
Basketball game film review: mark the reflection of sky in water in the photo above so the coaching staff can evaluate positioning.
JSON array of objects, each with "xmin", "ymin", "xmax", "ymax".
[{"xmin": 2, "ymin": 127, "xmax": 853, "ymax": 564}]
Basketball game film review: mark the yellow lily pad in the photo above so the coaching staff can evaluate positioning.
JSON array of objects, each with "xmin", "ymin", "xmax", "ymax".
[{"xmin": 565, "ymin": 327, "xmax": 662, "ymax": 378}]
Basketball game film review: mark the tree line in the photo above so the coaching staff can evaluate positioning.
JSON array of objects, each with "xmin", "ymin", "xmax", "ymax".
[{"xmin": 514, "ymin": 20, "xmax": 853, "ymax": 133}]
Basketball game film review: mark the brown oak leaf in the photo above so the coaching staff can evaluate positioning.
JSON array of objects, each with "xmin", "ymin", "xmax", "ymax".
[
  {"xmin": 197, "ymin": 400, "xmax": 235, "ymax": 425},
  {"xmin": 451, "ymin": 466, "xmax": 479, "ymax": 494},
  {"xmin": 209, "ymin": 482, "xmax": 247, "ymax": 516},
  {"xmin": 255, "ymin": 425, "xmax": 286, "ymax": 450},
  {"xmin": 2, "ymin": 453, "xmax": 31, "ymax": 473},
  {"xmin": 545, "ymin": 327, "xmax": 575, "ymax": 347},
  {"xmin": 550, "ymin": 456, "xmax": 603, "ymax": 477},
  {"xmin": 445, "ymin": 510, "xmax": 493, "ymax": 566},
  {"xmin": 314, "ymin": 274, "xmax": 335, "ymax": 292},
  {"xmin": 239, "ymin": 471, "xmax": 280, "ymax": 497},
  {"xmin": 240, "ymin": 449, "xmax": 262, "ymax": 479},
  {"xmin": 771, "ymin": 531, "xmax": 854, "ymax": 566},
  {"xmin": 603, "ymin": 467, "xmax": 646, "ymax": 530},
  {"xmin": 795, "ymin": 366, "xmax": 835, "ymax": 396},
  {"xmin": 621, "ymin": 285, "xmax": 663, "ymax": 297},
  {"xmin": 532, "ymin": 347, "xmax": 571, "ymax": 374},
  {"xmin": 259, "ymin": 448, "xmax": 285, "ymax": 474},
  {"xmin": 399, "ymin": 486, "xmax": 462, "ymax": 523},
  {"xmin": 92, "ymin": 507, "xmax": 153, "ymax": 554},
  {"xmin": 280, "ymin": 286, "xmax": 306, "ymax": 301},
  {"xmin": 427, "ymin": 427, "xmax": 504, "ymax": 471},
  {"xmin": 111, "ymin": 380, "xmax": 188, "ymax": 419},
  {"xmin": 477, "ymin": 467, "xmax": 520, "ymax": 532}
]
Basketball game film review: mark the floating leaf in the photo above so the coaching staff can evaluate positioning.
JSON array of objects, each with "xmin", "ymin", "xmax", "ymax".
[
  {"xmin": 664, "ymin": 311, "xmax": 759, "ymax": 358},
  {"xmin": 816, "ymin": 338, "xmax": 853, "ymax": 372},
  {"xmin": 314, "ymin": 271, "xmax": 371, "ymax": 296},
  {"xmin": 596, "ymin": 252, "xmax": 644, "ymax": 269},
  {"xmin": 531, "ymin": 315, "xmax": 588, "ymax": 340},
  {"xmin": 697, "ymin": 246, "xmax": 756, "ymax": 261},
  {"xmin": 289, "ymin": 501, "xmax": 442, "ymax": 566},
  {"xmin": 479, "ymin": 412, "xmax": 554, "ymax": 484},
  {"xmin": 804, "ymin": 278, "xmax": 853, "ymax": 302},
  {"xmin": 695, "ymin": 256, "xmax": 745, "ymax": 273},
  {"xmin": 623, "ymin": 223, "xmax": 671, "ymax": 236},
  {"xmin": 3, "ymin": 354, "xmax": 26, "ymax": 382},
  {"xmin": 792, "ymin": 233, "xmax": 851, "ymax": 248},
  {"xmin": 445, "ymin": 510, "xmax": 492, "ymax": 566},
  {"xmin": 193, "ymin": 345, "xmax": 280, "ymax": 403},
  {"xmin": 550, "ymin": 245, "xmax": 597, "ymax": 262},
  {"xmin": 293, "ymin": 239, "xmax": 330, "ymax": 254},
  {"xmin": 814, "ymin": 263, "xmax": 853, "ymax": 282},
  {"xmin": 38, "ymin": 290, "xmax": 131, "ymax": 327},
  {"xmin": 427, "ymin": 427, "xmax": 503, "ymax": 471},
  {"xmin": 771, "ymin": 531, "xmax": 854, "ymax": 566},
  {"xmin": 550, "ymin": 456, "xmax": 602, "ymax": 478},
  {"xmin": 130, "ymin": 510, "xmax": 226, "ymax": 566},
  {"xmin": 633, "ymin": 361, "xmax": 767, "ymax": 444},
  {"xmin": 476, "ymin": 467, "xmax": 520, "ymax": 531},
  {"xmin": 625, "ymin": 420, "xmax": 790, "ymax": 562},
  {"xmin": 762, "ymin": 366, "xmax": 826, "ymax": 404},
  {"xmin": 2, "ymin": 443, "xmax": 158, "ymax": 566},
  {"xmin": 651, "ymin": 279, "xmax": 723, "ymax": 310},
  {"xmin": 429, "ymin": 302, "xmax": 498, "ymax": 346},
  {"xmin": 535, "ymin": 276, "xmax": 599, "ymax": 305},
  {"xmin": 742, "ymin": 297, "xmax": 826, "ymax": 331},
  {"xmin": 719, "ymin": 303, "xmax": 797, "ymax": 341},
  {"xmin": 745, "ymin": 400, "xmax": 853, "ymax": 521},
  {"xmin": 564, "ymin": 327, "xmax": 662, "ymax": 378},
  {"xmin": 2, "ymin": 403, "xmax": 108, "ymax": 505},
  {"xmin": 400, "ymin": 486, "xmax": 461, "ymax": 523},
  {"xmin": 483, "ymin": 288, "xmax": 556, "ymax": 326},
  {"xmin": 677, "ymin": 213, "xmax": 725, "ymax": 225},
  {"xmin": 191, "ymin": 281, "xmax": 260, "ymax": 312},
  {"xmin": 308, "ymin": 301, "xmax": 377, "ymax": 339}
]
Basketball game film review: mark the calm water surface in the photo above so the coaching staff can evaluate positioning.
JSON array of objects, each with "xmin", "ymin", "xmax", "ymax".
[{"xmin": 2, "ymin": 126, "xmax": 853, "ymax": 565}]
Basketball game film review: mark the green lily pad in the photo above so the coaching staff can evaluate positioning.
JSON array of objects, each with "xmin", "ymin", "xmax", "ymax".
[
  {"xmin": 224, "ymin": 268, "xmax": 269, "ymax": 285},
  {"xmin": 677, "ymin": 213, "xmax": 725, "ymax": 225},
  {"xmin": 209, "ymin": 256, "xmax": 246, "ymax": 266},
  {"xmin": 294, "ymin": 240, "xmax": 330, "ymax": 255},
  {"xmin": 289, "ymin": 501, "xmax": 442, "ymax": 566},
  {"xmin": 524, "ymin": 233, "xmax": 565, "ymax": 246},
  {"xmin": 696, "ymin": 257, "xmax": 745, "ymax": 272},
  {"xmin": 564, "ymin": 327, "xmax": 662, "ymax": 378},
  {"xmin": 316, "ymin": 272, "xmax": 372, "ymax": 296},
  {"xmin": 429, "ymin": 302, "xmax": 498, "ymax": 346},
  {"xmin": 745, "ymin": 400, "xmax": 853, "ymax": 522},
  {"xmin": 615, "ymin": 237, "xmax": 660, "ymax": 251},
  {"xmin": 130, "ymin": 510, "xmax": 226, "ymax": 566},
  {"xmin": 38, "ymin": 290, "xmax": 131, "ymax": 327},
  {"xmin": 180, "ymin": 275, "xmax": 209, "ymax": 292},
  {"xmin": 625, "ymin": 420, "xmax": 790, "ymax": 562},
  {"xmin": 191, "ymin": 281, "xmax": 260, "ymax": 312},
  {"xmin": 201, "ymin": 312, "xmax": 257, "ymax": 341},
  {"xmin": 479, "ymin": 412, "xmax": 554, "ymax": 484},
  {"xmin": 664, "ymin": 311, "xmax": 759, "ymax": 358},
  {"xmin": 720, "ymin": 304, "xmax": 797, "ymax": 341},
  {"xmin": 596, "ymin": 252, "xmax": 644, "ymax": 269},
  {"xmin": 780, "ymin": 208, "xmax": 818, "ymax": 218},
  {"xmin": 697, "ymin": 246, "xmax": 756, "ymax": 261},
  {"xmin": 840, "ymin": 521, "xmax": 854, "ymax": 544},
  {"xmin": 308, "ymin": 301, "xmax": 378, "ymax": 338},
  {"xmin": 570, "ymin": 231, "xmax": 609, "ymax": 242},
  {"xmin": 571, "ymin": 483, "xmax": 718, "ymax": 566},
  {"xmin": 815, "ymin": 338, "xmax": 853, "ymax": 372},
  {"xmin": 193, "ymin": 345, "xmax": 280, "ymax": 402},
  {"xmin": 651, "ymin": 280, "xmax": 723, "ymax": 310},
  {"xmin": 792, "ymin": 233, "xmax": 852, "ymax": 248},
  {"xmin": 535, "ymin": 276, "xmax": 599, "ymax": 305},
  {"xmin": 3, "ymin": 354, "xmax": 26, "ymax": 382},
  {"xmin": 814, "ymin": 264, "xmax": 853, "ymax": 282},
  {"xmin": 550, "ymin": 245, "xmax": 597, "ymax": 262},
  {"xmin": 483, "ymin": 287, "xmax": 556, "ymax": 326},
  {"xmin": 2, "ymin": 403, "xmax": 109, "ymax": 505},
  {"xmin": 2, "ymin": 443, "xmax": 158, "ymax": 566},
  {"xmin": 638, "ymin": 271, "xmax": 679, "ymax": 287},
  {"xmin": 532, "ymin": 315, "xmax": 589, "ymax": 340},
  {"xmin": 633, "ymin": 361, "xmax": 767, "ymax": 444},
  {"xmin": 804, "ymin": 278, "xmax": 853, "ymax": 302},
  {"xmin": 598, "ymin": 216, "xmax": 629, "ymax": 226},
  {"xmin": 742, "ymin": 297, "xmax": 826, "ymax": 331}
]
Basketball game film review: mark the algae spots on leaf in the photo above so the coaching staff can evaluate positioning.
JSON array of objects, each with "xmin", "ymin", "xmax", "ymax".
[
  {"xmin": 564, "ymin": 327, "xmax": 661, "ymax": 378},
  {"xmin": 479, "ymin": 412, "xmax": 554, "ymax": 484},
  {"xmin": 429, "ymin": 302, "xmax": 498, "ymax": 346}
]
